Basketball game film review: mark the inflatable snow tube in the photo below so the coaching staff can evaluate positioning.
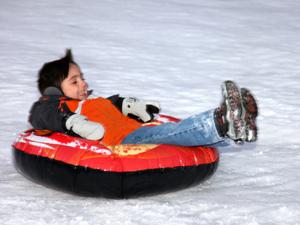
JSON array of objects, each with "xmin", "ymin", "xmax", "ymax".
[{"xmin": 12, "ymin": 115, "xmax": 219, "ymax": 198}]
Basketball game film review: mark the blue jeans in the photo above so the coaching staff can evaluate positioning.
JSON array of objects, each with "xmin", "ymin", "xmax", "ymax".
[{"xmin": 122, "ymin": 109, "xmax": 225, "ymax": 146}]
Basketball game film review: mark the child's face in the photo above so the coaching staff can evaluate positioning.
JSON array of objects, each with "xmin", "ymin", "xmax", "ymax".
[{"xmin": 61, "ymin": 63, "xmax": 88, "ymax": 100}]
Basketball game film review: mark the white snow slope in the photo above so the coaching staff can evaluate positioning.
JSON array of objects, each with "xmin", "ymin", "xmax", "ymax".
[{"xmin": 1, "ymin": 0, "xmax": 300, "ymax": 224}]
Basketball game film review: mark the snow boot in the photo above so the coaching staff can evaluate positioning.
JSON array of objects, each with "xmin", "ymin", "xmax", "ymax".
[
  {"xmin": 221, "ymin": 80, "xmax": 246, "ymax": 142},
  {"xmin": 214, "ymin": 104, "xmax": 227, "ymax": 137},
  {"xmin": 241, "ymin": 88, "xmax": 258, "ymax": 142}
]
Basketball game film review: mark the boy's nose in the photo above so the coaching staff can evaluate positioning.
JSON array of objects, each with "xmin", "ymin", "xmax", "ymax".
[{"xmin": 82, "ymin": 80, "xmax": 88, "ymax": 89}]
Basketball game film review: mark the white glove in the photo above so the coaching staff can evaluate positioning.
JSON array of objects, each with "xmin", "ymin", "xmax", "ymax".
[
  {"xmin": 65, "ymin": 114, "xmax": 105, "ymax": 140},
  {"xmin": 122, "ymin": 97, "xmax": 160, "ymax": 122}
]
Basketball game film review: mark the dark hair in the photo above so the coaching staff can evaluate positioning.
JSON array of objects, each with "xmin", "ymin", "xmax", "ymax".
[{"xmin": 38, "ymin": 49, "xmax": 77, "ymax": 94}]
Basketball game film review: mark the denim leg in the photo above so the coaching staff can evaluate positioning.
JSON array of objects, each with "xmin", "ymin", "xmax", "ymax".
[{"xmin": 122, "ymin": 109, "xmax": 224, "ymax": 146}]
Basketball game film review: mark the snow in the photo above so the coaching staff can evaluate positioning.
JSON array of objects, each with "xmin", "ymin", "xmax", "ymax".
[{"xmin": 1, "ymin": 0, "xmax": 300, "ymax": 224}]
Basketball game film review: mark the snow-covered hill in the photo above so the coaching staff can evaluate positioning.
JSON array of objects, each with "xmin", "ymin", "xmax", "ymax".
[{"xmin": 1, "ymin": 0, "xmax": 299, "ymax": 224}]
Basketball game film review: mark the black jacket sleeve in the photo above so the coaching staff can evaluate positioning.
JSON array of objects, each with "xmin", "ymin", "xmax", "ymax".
[
  {"xmin": 28, "ymin": 97, "xmax": 72, "ymax": 132},
  {"xmin": 107, "ymin": 94, "xmax": 124, "ymax": 112}
]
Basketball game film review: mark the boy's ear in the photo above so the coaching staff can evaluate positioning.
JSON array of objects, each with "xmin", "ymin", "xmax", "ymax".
[{"xmin": 43, "ymin": 87, "xmax": 63, "ymax": 96}]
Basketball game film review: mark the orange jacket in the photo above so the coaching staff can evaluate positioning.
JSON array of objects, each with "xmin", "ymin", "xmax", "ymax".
[{"xmin": 61, "ymin": 97, "xmax": 142, "ymax": 145}]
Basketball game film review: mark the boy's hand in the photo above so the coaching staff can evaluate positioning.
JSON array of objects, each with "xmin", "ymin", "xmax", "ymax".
[
  {"xmin": 65, "ymin": 114, "xmax": 105, "ymax": 140},
  {"xmin": 122, "ymin": 97, "xmax": 160, "ymax": 122}
]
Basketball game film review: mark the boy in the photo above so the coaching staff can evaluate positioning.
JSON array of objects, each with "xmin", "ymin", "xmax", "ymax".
[{"xmin": 29, "ymin": 49, "xmax": 258, "ymax": 146}]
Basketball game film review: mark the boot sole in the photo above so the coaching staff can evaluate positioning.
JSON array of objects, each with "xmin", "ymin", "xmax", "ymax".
[
  {"xmin": 222, "ymin": 81, "xmax": 245, "ymax": 141},
  {"xmin": 241, "ymin": 88, "xmax": 258, "ymax": 142}
]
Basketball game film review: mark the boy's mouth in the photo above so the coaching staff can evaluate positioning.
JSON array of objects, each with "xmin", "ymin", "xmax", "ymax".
[{"xmin": 79, "ymin": 91, "xmax": 88, "ymax": 98}]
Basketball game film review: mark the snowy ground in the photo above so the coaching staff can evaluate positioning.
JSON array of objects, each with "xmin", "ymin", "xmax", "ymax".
[{"xmin": 1, "ymin": 0, "xmax": 300, "ymax": 224}]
